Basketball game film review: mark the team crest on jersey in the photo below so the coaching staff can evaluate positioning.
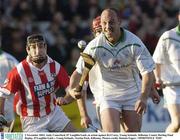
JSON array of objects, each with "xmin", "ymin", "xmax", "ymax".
[
  {"xmin": 28, "ymin": 77, "xmax": 34, "ymax": 83},
  {"xmin": 51, "ymin": 73, "xmax": 56, "ymax": 78},
  {"xmin": 113, "ymin": 59, "xmax": 121, "ymax": 65}
]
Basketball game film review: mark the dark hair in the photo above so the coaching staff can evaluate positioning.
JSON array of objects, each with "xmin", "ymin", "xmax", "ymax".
[{"xmin": 27, "ymin": 34, "xmax": 45, "ymax": 45}]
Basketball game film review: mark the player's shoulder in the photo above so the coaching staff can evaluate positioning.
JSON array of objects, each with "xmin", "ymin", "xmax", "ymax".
[
  {"xmin": 90, "ymin": 33, "xmax": 104, "ymax": 44},
  {"xmin": 48, "ymin": 56, "xmax": 61, "ymax": 67},
  {"xmin": 6, "ymin": 64, "xmax": 19, "ymax": 78},
  {"xmin": 1, "ymin": 52, "xmax": 18, "ymax": 63},
  {"xmin": 87, "ymin": 33, "xmax": 106, "ymax": 49},
  {"xmin": 160, "ymin": 27, "xmax": 177, "ymax": 39},
  {"xmin": 47, "ymin": 56, "xmax": 64, "ymax": 72},
  {"xmin": 124, "ymin": 29, "xmax": 141, "ymax": 41},
  {"xmin": 124, "ymin": 28, "xmax": 144, "ymax": 46}
]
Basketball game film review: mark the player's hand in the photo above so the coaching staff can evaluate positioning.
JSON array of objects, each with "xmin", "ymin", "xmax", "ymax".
[
  {"xmin": 154, "ymin": 79, "xmax": 164, "ymax": 90},
  {"xmin": 69, "ymin": 88, "xmax": 82, "ymax": 100},
  {"xmin": 0, "ymin": 114, "xmax": 7, "ymax": 132},
  {"xmin": 149, "ymin": 88, "xmax": 160, "ymax": 104},
  {"xmin": 56, "ymin": 97, "xmax": 68, "ymax": 106},
  {"xmin": 135, "ymin": 97, "xmax": 147, "ymax": 115},
  {"xmin": 80, "ymin": 115, "xmax": 92, "ymax": 128}
]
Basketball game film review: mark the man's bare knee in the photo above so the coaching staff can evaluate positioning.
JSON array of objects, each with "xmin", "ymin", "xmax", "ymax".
[
  {"xmin": 125, "ymin": 126, "xmax": 141, "ymax": 132},
  {"xmin": 170, "ymin": 121, "xmax": 180, "ymax": 131}
]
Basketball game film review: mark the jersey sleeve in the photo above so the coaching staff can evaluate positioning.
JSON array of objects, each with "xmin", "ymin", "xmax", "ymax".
[
  {"xmin": 76, "ymin": 38, "xmax": 97, "ymax": 74},
  {"xmin": 83, "ymin": 39, "xmax": 97, "ymax": 59},
  {"xmin": 57, "ymin": 66, "xmax": 70, "ymax": 89},
  {"xmin": 0, "ymin": 67, "xmax": 21, "ymax": 98},
  {"xmin": 153, "ymin": 33, "xmax": 167, "ymax": 64},
  {"xmin": 134, "ymin": 39, "xmax": 155, "ymax": 75},
  {"xmin": 76, "ymin": 57, "xmax": 84, "ymax": 74}
]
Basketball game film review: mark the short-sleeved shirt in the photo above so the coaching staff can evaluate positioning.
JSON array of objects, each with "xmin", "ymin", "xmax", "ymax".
[
  {"xmin": 153, "ymin": 26, "xmax": 180, "ymax": 83},
  {"xmin": 0, "ymin": 51, "xmax": 19, "ymax": 121},
  {"xmin": 76, "ymin": 28, "xmax": 155, "ymax": 101},
  {"xmin": 0, "ymin": 51, "xmax": 18, "ymax": 85},
  {"xmin": 0, "ymin": 56, "xmax": 69, "ymax": 117}
]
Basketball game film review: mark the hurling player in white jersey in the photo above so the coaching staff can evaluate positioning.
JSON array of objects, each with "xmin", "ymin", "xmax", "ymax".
[
  {"xmin": 153, "ymin": 10, "xmax": 180, "ymax": 132},
  {"xmin": 65, "ymin": 15, "xmax": 159, "ymax": 132},
  {"xmin": 0, "ymin": 34, "xmax": 76, "ymax": 132},
  {"xmin": 69, "ymin": 8, "xmax": 157, "ymax": 132},
  {"xmin": 0, "ymin": 46, "xmax": 18, "ymax": 132},
  {"xmin": 69, "ymin": 16, "xmax": 102, "ymax": 128}
]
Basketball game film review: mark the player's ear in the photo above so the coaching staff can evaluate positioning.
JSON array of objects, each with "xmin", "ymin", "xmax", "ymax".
[{"xmin": 26, "ymin": 45, "xmax": 30, "ymax": 53}]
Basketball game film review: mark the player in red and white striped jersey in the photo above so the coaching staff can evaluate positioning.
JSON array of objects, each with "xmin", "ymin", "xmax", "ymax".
[{"xmin": 0, "ymin": 34, "xmax": 76, "ymax": 132}]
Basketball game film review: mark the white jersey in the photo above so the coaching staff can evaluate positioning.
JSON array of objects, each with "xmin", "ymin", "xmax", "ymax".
[
  {"xmin": 153, "ymin": 26, "xmax": 180, "ymax": 83},
  {"xmin": 76, "ymin": 57, "xmax": 102, "ymax": 102},
  {"xmin": 0, "ymin": 51, "xmax": 18, "ymax": 122},
  {"xmin": 76, "ymin": 28, "xmax": 155, "ymax": 101},
  {"xmin": 0, "ymin": 51, "xmax": 18, "ymax": 85},
  {"xmin": 0, "ymin": 56, "xmax": 69, "ymax": 117}
]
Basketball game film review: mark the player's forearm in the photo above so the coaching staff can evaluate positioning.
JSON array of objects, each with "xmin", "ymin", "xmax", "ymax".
[
  {"xmin": 154, "ymin": 64, "xmax": 161, "ymax": 81},
  {"xmin": 69, "ymin": 70, "xmax": 82, "ymax": 89},
  {"xmin": 77, "ymin": 94, "xmax": 88, "ymax": 118},
  {"xmin": 70, "ymin": 70, "xmax": 89, "ymax": 117},
  {"xmin": 153, "ymin": 64, "xmax": 161, "ymax": 82},
  {"xmin": 64, "ymin": 92, "xmax": 74, "ymax": 104},
  {"xmin": 141, "ymin": 71, "xmax": 154, "ymax": 100}
]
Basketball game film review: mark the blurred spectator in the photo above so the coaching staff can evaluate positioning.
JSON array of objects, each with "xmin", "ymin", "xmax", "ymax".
[
  {"xmin": 31, "ymin": 0, "xmax": 54, "ymax": 21},
  {"xmin": 65, "ymin": 22, "xmax": 81, "ymax": 47},
  {"xmin": 162, "ymin": 0, "xmax": 179, "ymax": 17},
  {"xmin": 63, "ymin": 0, "xmax": 82, "ymax": 21},
  {"xmin": 86, "ymin": 0, "xmax": 102, "ymax": 19},
  {"xmin": 138, "ymin": 0, "xmax": 159, "ymax": 19},
  {"xmin": 1, "ymin": 0, "xmax": 179, "ymax": 68},
  {"xmin": 65, "ymin": 48, "xmax": 80, "ymax": 75},
  {"xmin": 48, "ymin": 33, "xmax": 70, "ymax": 65}
]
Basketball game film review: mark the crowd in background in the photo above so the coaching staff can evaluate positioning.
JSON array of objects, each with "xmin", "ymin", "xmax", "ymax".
[{"xmin": 1, "ymin": 0, "xmax": 179, "ymax": 75}]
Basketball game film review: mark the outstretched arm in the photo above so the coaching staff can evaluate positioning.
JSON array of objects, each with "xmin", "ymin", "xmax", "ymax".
[
  {"xmin": 154, "ymin": 64, "xmax": 163, "ymax": 89},
  {"xmin": 149, "ymin": 72, "xmax": 161, "ymax": 104},
  {"xmin": 69, "ymin": 70, "xmax": 91, "ymax": 128},
  {"xmin": 135, "ymin": 71, "xmax": 154, "ymax": 115},
  {"xmin": 56, "ymin": 90, "xmax": 74, "ymax": 106}
]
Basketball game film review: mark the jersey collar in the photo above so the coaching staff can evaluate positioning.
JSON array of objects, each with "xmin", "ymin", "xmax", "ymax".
[
  {"xmin": 105, "ymin": 28, "xmax": 125, "ymax": 47},
  {"xmin": 176, "ymin": 24, "xmax": 180, "ymax": 36}
]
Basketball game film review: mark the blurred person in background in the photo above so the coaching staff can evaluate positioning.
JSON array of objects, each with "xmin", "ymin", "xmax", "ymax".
[
  {"xmin": 153, "ymin": 10, "xmax": 180, "ymax": 132},
  {"xmin": 71, "ymin": 16, "xmax": 102, "ymax": 129},
  {"xmin": 0, "ymin": 39, "xmax": 19, "ymax": 132},
  {"xmin": 57, "ymin": 16, "xmax": 102, "ymax": 129}
]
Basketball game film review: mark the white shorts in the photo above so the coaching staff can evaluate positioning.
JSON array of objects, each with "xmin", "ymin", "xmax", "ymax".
[
  {"xmin": 20, "ymin": 106, "xmax": 70, "ymax": 132},
  {"xmin": 163, "ymin": 86, "xmax": 180, "ymax": 104},
  {"xmin": 4, "ymin": 95, "xmax": 15, "ymax": 123},
  {"xmin": 98, "ymin": 98, "xmax": 137, "ymax": 114}
]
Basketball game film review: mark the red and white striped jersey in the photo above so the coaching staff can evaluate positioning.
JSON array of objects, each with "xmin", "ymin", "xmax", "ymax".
[{"xmin": 0, "ymin": 56, "xmax": 69, "ymax": 117}]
